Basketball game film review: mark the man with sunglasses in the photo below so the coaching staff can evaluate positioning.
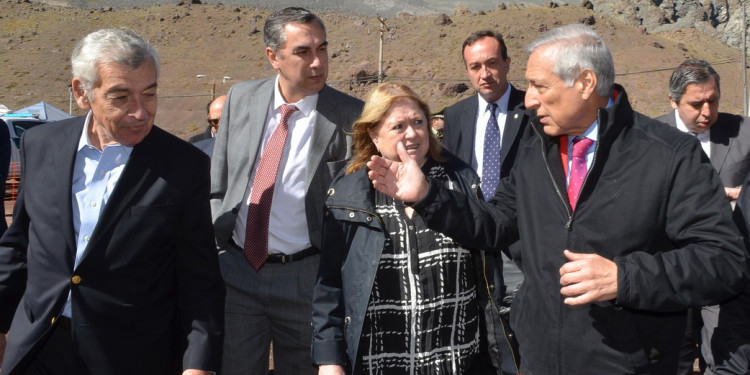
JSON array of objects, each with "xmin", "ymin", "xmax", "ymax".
[
  {"xmin": 193, "ymin": 95, "xmax": 226, "ymax": 156},
  {"xmin": 190, "ymin": 95, "xmax": 226, "ymax": 144}
]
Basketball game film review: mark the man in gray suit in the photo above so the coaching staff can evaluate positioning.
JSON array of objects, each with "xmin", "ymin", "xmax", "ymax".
[
  {"xmin": 210, "ymin": 7, "xmax": 363, "ymax": 375},
  {"xmin": 657, "ymin": 59, "xmax": 750, "ymax": 200},
  {"xmin": 657, "ymin": 59, "xmax": 750, "ymax": 375}
]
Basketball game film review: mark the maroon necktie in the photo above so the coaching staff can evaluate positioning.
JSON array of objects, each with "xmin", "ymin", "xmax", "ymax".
[
  {"xmin": 567, "ymin": 137, "xmax": 594, "ymax": 211},
  {"xmin": 244, "ymin": 104, "xmax": 298, "ymax": 270}
]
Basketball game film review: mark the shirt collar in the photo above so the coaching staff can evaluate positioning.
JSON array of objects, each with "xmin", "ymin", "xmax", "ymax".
[
  {"xmin": 567, "ymin": 97, "xmax": 614, "ymax": 143},
  {"xmin": 477, "ymin": 82, "xmax": 512, "ymax": 112},
  {"xmin": 273, "ymin": 75, "xmax": 319, "ymax": 117}
]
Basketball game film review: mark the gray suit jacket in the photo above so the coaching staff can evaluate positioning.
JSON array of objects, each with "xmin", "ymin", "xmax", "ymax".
[
  {"xmin": 210, "ymin": 77, "xmax": 363, "ymax": 249},
  {"xmin": 656, "ymin": 111, "xmax": 750, "ymax": 187}
]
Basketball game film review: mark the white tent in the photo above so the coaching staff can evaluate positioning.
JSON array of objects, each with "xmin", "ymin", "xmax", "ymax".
[{"xmin": 12, "ymin": 101, "xmax": 73, "ymax": 121}]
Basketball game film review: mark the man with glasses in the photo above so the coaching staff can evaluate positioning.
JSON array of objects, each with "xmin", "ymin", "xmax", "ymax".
[{"xmin": 190, "ymin": 95, "xmax": 226, "ymax": 144}]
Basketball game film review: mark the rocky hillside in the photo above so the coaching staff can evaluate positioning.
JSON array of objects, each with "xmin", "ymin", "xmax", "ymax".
[{"xmin": 1, "ymin": 0, "xmax": 746, "ymax": 140}]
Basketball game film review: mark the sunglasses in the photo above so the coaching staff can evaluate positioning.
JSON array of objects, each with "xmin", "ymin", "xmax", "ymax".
[{"xmin": 207, "ymin": 118, "xmax": 219, "ymax": 126}]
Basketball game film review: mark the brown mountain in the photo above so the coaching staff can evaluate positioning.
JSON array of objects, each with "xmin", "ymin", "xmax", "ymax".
[{"xmin": 0, "ymin": 0, "xmax": 746, "ymax": 140}]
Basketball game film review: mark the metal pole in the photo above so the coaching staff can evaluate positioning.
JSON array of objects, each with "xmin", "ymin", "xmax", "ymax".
[
  {"xmin": 377, "ymin": 16, "xmax": 389, "ymax": 84},
  {"xmin": 68, "ymin": 85, "xmax": 73, "ymax": 114}
]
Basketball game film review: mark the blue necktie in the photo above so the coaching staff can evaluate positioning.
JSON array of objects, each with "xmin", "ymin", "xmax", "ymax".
[{"xmin": 481, "ymin": 103, "xmax": 501, "ymax": 200}]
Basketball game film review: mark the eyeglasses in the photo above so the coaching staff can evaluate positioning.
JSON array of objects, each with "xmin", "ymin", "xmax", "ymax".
[{"xmin": 207, "ymin": 118, "xmax": 219, "ymax": 126}]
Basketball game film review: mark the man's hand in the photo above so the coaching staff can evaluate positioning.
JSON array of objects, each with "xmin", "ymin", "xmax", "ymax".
[
  {"xmin": 725, "ymin": 186, "xmax": 742, "ymax": 201},
  {"xmin": 366, "ymin": 142, "xmax": 429, "ymax": 203},
  {"xmin": 319, "ymin": 364, "xmax": 346, "ymax": 375},
  {"xmin": 559, "ymin": 250, "xmax": 618, "ymax": 305},
  {"xmin": 0, "ymin": 332, "xmax": 6, "ymax": 367},
  {"xmin": 182, "ymin": 370, "xmax": 212, "ymax": 375}
]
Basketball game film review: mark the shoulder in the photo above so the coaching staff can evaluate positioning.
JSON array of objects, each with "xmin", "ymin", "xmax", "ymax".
[
  {"xmin": 445, "ymin": 95, "xmax": 476, "ymax": 116},
  {"xmin": 654, "ymin": 112, "xmax": 674, "ymax": 125},
  {"xmin": 438, "ymin": 149, "xmax": 479, "ymax": 182},
  {"xmin": 140, "ymin": 126, "xmax": 210, "ymax": 169},
  {"xmin": 320, "ymin": 85, "xmax": 364, "ymax": 109}
]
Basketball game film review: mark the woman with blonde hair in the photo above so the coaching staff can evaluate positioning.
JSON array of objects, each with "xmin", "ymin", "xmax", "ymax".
[{"xmin": 311, "ymin": 83, "xmax": 492, "ymax": 374}]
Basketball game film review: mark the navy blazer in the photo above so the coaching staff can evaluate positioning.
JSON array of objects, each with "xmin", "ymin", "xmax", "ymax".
[
  {"xmin": 442, "ymin": 85, "xmax": 529, "ymax": 181},
  {"xmin": 0, "ymin": 117, "xmax": 225, "ymax": 374}
]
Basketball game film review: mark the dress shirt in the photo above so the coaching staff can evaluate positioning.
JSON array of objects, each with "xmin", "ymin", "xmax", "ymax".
[
  {"xmin": 232, "ymin": 75, "xmax": 318, "ymax": 255},
  {"xmin": 565, "ymin": 98, "xmax": 614, "ymax": 185},
  {"xmin": 64, "ymin": 111, "xmax": 133, "ymax": 318},
  {"xmin": 473, "ymin": 83, "xmax": 511, "ymax": 178},
  {"xmin": 674, "ymin": 109, "xmax": 711, "ymax": 158}
]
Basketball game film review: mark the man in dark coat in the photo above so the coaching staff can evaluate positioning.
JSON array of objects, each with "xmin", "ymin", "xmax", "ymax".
[
  {"xmin": 366, "ymin": 24, "xmax": 748, "ymax": 375},
  {"xmin": 0, "ymin": 28, "xmax": 224, "ymax": 375}
]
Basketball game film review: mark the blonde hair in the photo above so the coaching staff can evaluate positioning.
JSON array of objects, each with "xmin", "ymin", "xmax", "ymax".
[{"xmin": 346, "ymin": 83, "xmax": 443, "ymax": 174}]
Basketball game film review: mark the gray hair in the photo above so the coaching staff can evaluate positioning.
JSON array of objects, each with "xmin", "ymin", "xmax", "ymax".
[
  {"xmin": 668, "ymin": 59, "xmax": 721, "ymax": 103},
  {"xmin": 71, "ymin": 28, "xmax": 160, "ymax": 101},
  {"xmin": 263, "ymin": 7, "xmax": 326, "ymax": 52},
  {"xmin": 525, "ymin": 24, "xmax": 614, "ymax": 98}
]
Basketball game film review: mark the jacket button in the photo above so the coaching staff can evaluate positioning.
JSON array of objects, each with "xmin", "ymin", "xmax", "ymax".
[
  {"xmin": 71, "ymin": 275, "xmax": 82, "ymax": 284},
  {"xmin": 349, "ymin": 212, "xmax": 355, "ymax": 218},
  {"xmin": 344, "ymin": 316, "xmax": 351, "ymax": 324},
  {"xmin": 328, "ymin": 188, "xmax": 335, "ymax": 196},
  {"xmin": 366, "ymin": 216, "xmax": 372, "ymax": 222}
]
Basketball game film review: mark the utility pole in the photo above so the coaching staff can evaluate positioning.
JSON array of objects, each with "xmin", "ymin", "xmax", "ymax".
[{"xmin": 378, "ymin": 16, "xmax": 390, "ymax": 84}]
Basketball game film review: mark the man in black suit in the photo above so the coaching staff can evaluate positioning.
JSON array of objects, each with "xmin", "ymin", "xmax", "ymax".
[
  {"xmin": 657, "ymin": 59, "xmax": 750, "ymax": 375},
  {"xmin": 441, "ymin": 30, "xmax": 528, "ymax": 375},
  {"xmin": 0, "ymin": 28, "xmax": 224, "ymax": 375},
  {"xmin": 190, "ymin": 95, "xmax": 226, "ymax": 144}
]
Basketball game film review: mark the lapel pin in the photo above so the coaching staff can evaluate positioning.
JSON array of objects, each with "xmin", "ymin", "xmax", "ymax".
[{"xmin": 514, "ymin": 114, "xmax": 519, "ymax": 119}]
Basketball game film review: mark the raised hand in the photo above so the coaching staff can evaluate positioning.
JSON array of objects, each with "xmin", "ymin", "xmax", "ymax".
[{"xmin": 366, "ymin": 142, "xmax": 430, "ymax": 203}]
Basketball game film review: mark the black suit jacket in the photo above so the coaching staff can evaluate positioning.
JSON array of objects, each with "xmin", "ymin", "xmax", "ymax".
[
  {"xmin": 442, "ymin": 86, "xmax": 528, "ymax": 181},
  {"xmin": 0, "ymin": 117, "xmax": 225, "ymax": 374},
  {"xmin": 656, "ymin": 111, "xmax": 750, "ymax": 187},
  {"xmin": 189, "ymin": 125, "xmax": 213, "ymax": 144}
]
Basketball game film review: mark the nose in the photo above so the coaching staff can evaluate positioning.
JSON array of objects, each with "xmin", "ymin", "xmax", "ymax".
[
  {"xmin": 525, "ymin": 88, "xmax": 540, "ymax": 109},
  {"xmin": 310, "ymin": 51, "xmax": 326, "ymax": 69},
  {"xmin": 130, "ymin": 97, "xmax": 149, "ymax": 120},
  {"xmin": 700, "ymin": 102, "xmax": 713, "ymax": 118}
]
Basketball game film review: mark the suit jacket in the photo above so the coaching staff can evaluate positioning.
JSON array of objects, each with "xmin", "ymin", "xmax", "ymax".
[
  {"xmin": 210, "ymin": 77, "xmax": 364, "ymax": 250},
  {"xmin": 442, "ymin": 86, "xmax": 528, "ymax": 180},
  {"xmin": 189, "ymin": 125, "xmax": 213, "ymax": 144},
  {"xmin": 193, "ymin": 137, "xmax": 215, "ymax": 158},
  {"xmin": 0, "ymin": 117, "xmax": 225, "ymax": 374},
  {"xmin": 657, "ymin": 111, "xmax": 750, "ymax": 187}
]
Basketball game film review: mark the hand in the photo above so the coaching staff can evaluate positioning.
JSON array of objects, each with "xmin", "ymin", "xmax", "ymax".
[
  {"xmin": 366, "ymin": 142, "xmax": 429, "ymax": 203},
  {"xmin": 182, "ymin": 370, "xmax": 212, "ymax": 375},
  {"xmin": 319, "ymin": 364, "xmax": 346, "ymax": 375},
  {"xmin": 559, "ymin": 250, "xmax": 618, "ymax": 305},
  {"xmin": 725, "ymin": 186, "xmax": 742, "ymax": 201},
  {"xmin": 0, "ymin": 332, "xmax": 6, "ymax": 367}
]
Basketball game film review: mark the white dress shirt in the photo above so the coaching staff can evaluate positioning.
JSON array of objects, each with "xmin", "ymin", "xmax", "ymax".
[
  {"xmin": 674, "ymin": 109, "xmax": 711, "ymax": 158},
  {"xmin": 232, "ymin": 75, "xmax": 318, "ymax": 255},
  {"xmin": 473, "ymin": 83, "xmax": 511, "ymax": 178}
]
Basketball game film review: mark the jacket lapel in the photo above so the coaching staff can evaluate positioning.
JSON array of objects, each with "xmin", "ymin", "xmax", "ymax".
[
  {"xmin": 710, "ymin": 125, "xmax": 730, "ymax": 175},
  {"xmin": 54, "ymin": 118, "xmax": 86, "ymax": 259},
  {"xmin": 458, "ymin": 96, "xmax": 478, "ymax": 165},
  {"xmin": 499, "ymin": 86, "xmax": 525, "ymax": 163},
  {"xmin": 306, "ymin": 85, "xmax": 339, "ymax": 189},
  {"xmin": 75, "ymin": 129, "xmax": 157, "ymax": 266}
]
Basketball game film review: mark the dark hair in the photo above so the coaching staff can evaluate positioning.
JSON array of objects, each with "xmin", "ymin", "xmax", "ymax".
[
  {"xmin": 461, "ymin": 30, "xmax": 508, "ymax": 64},
  {"xmin": 264, "ymin": 7, "xmax": 326, "ymax": 52},
  {"xmin": 669, "ymin": 59, "xmax": 721, "ymax": 103}
]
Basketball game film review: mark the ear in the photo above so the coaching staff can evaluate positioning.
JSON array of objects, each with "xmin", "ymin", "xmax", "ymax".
[
  {"xmin": 577, "ymin": 68, "xmax": 597, "ymax": 100},
  {"xmin": 72, "ymin": 78, "xmax": 91, "ymax": 111},
  {"xmin": 266, "ymin": 47, "xmax": 280, "ymax": 71},
  {"xmin": 668, "ymin": 95, "xmax": 679, "ymax": 110},
  {"xmin": 368, "ymin": 128, "xmax": 379, "ymax": 150}
]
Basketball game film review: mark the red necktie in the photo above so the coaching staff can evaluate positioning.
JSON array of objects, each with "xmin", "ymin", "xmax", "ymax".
[
  {"xmin": 244, "ymin": 104, "xmax": 298, "ymax": 270},
  {"xmin": 567, "ymin": 137, "xmax": 594, "ymax": 211}
]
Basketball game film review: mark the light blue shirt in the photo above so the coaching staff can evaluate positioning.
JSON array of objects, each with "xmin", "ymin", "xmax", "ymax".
[
  {"xmin": 565, "ymin": 98, "xmax": 614, "ymax": 186},
  {"xmin": 63, "ymin": 111, "xmax": 133, "ymax": 318}
]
